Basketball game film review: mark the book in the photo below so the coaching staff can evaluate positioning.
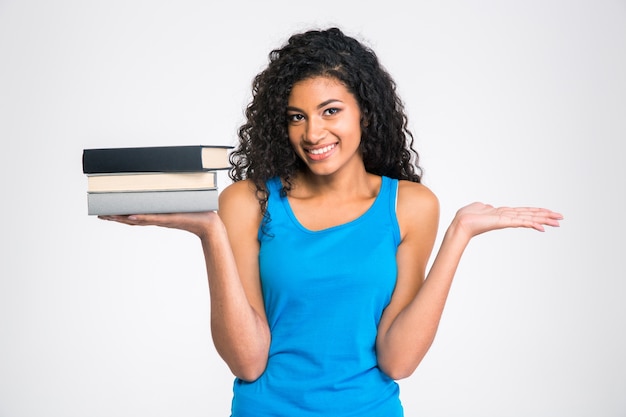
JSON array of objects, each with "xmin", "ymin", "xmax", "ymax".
[
  {"xmin": 87, "ymin": 189, "xmax": 219, "ymax": 215},
  {"xmin": 82, "ymin": 145, "xmax": 233, "ymax": 173},
  {"xmin": 87, "ymin": 171, "xmax": 217, "ymax": 193}
]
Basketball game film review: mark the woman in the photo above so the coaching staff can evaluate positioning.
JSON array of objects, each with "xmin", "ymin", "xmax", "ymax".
[{"xmin": 100, "ymin": 27, "xmax": 562, "ymax": 416}]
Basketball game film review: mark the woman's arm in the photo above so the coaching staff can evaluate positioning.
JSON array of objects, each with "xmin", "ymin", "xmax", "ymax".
[
  {"xmin": 375, "ymin": 182, "xmax": 562, "ymax": 380},
  {"xmin": 210, "ymin": 180, "xmax": 271, "ymax": 381},
  {"xmin": 99, "ymin": 180, "xmax": 271, "ymax": 381}
]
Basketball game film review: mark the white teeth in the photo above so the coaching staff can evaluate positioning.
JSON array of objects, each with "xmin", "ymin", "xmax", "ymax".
[{"xmin": 308, "ymin": 144, "xmax": 335, "ymax": 155}]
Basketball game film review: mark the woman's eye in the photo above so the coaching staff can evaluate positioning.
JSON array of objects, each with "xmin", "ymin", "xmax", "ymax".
[
  {"xmin": 288, "ymin": 114, "xmax": 304, "ymax": 122},
  {"xmin": 324, "ymin": 107, "xmax": 340, "ymax": 116}
]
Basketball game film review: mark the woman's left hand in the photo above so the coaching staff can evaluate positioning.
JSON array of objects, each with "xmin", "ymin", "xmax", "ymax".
[{"xmin": 451, "ymin": 202, "xmax": 563, "ymax": 240}]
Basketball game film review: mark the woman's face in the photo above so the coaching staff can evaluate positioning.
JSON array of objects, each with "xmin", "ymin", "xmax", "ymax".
[{"xmin": 286, "ymin": 76, "xmax": 364, "ymax": 178}]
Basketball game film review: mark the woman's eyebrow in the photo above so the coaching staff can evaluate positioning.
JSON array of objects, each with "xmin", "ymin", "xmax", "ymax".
[{"xmin": 286, "ymin": 99, "xmax": 343, "ymax": 112}]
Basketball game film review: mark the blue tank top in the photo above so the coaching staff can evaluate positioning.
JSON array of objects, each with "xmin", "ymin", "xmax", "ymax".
[{"xmin": 231, "ymin": 176, "xmax": 403, "ymax": 417}]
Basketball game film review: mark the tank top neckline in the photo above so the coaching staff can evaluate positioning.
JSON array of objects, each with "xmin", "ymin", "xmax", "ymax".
[{"xmin": 277, "ymin": 176, "xmax": 390, "ymax": 234}]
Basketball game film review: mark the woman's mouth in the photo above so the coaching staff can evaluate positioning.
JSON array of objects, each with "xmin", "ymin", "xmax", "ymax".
[{"xmin": 305, "ymin": 143, "xmax": 337, "ymax": 160}]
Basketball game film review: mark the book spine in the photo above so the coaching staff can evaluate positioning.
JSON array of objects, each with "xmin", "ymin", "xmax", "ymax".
[
  {"xmin": 87, "ymin": 189, "xmax": 219, "ymax": 215},
  {"xmin": 86, "ymin": 171, "xmax": 217, "ymax": 192},
  {"xmin": 83, "ymin": 146, "xmax": 206, "ymax": 173}
]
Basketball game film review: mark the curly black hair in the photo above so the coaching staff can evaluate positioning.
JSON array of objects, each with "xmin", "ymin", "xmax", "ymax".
[{"xmin": 229, "ymin": 27, "xmax": 422, "ymax": 215}]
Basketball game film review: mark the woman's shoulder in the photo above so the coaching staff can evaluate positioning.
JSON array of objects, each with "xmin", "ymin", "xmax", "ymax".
[
  {"xmin": 395, "ymin": 179, "xmax": 440, "ymax": 236},
  {"xmin": 396, "ymin": 179, "xmax": 438, "ymax": 208},
  {"xmin": 220, "ymin": 178, "xmax": 256, "ymax": 199},
  {"xmin": 218, "ymin": 179, "xmax": 263, "ymax": 219}
]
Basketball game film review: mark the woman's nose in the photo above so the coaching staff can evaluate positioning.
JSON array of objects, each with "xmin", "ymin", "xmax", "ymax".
[{"xmin": 304, "ymin": 117, "xmax": 326, "ymax": 143}]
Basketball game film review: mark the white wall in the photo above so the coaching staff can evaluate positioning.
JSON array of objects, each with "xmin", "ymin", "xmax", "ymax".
[{"xmin": 1, "ymin": 1, "xmax": 625, "ymax": 416}]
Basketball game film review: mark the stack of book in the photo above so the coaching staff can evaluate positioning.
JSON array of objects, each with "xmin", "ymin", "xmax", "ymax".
[{"xmin": 82, "ymin": 145, "xmax": 233, "ymax": 215}]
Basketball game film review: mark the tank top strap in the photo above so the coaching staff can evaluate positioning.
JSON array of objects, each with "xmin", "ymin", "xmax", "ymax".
[
  {"xmin": 266, "ymin": 176, "xmax": 282, "ymax": 195},
  {"xmin": 378, "ymin": 175, "xmax": 401, "ymax": 245}
]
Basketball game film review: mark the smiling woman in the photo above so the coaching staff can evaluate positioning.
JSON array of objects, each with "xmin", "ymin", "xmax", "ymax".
[
  {"xmin": 100, "ymin": 27, "xmax": 562, "ymax": 416},
  {"xmin": 286, "ymin": 77, "xmax": 363, "ymax": 176}
]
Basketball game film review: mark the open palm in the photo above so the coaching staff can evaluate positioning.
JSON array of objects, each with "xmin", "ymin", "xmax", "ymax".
[{"xmin": 453, "ymin": 202, "xmax": 563, "ymax": 239}]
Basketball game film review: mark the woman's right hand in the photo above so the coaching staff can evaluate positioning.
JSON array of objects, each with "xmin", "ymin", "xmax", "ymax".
[{"xmin": 98, "ymin": 211, "xmax": 222, "ymax": 240}]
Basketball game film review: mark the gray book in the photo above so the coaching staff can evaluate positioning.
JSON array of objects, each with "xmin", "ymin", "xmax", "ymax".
[{"xmin": 87, "ymin": 189, "xmax": 218, "ymax": 215}]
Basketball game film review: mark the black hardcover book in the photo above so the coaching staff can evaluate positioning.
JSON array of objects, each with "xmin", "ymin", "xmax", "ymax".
[{"xmin": 82, "ymin": 145, "xmax": 233, "ymax": 173}]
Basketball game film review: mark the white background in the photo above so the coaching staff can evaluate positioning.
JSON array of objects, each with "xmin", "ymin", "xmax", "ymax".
[{"xmin": 1, "ymin": 1, "xmax": 625, "ymax": 416}]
